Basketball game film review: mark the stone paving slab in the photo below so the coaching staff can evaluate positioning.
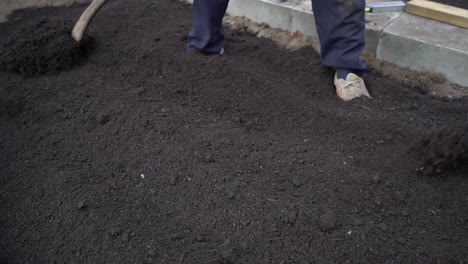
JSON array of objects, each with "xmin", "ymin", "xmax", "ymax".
[{"xmin": 378, "ymin": 12, "xmax": 468, "ymax": 87}]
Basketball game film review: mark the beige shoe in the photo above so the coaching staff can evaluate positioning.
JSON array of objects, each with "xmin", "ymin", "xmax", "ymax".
[
  {"xmin": 334, "ymin": 73, "xmax": 371, "ymax": 101},
  {"xmin": 219, "ymin": 47, "xmax": 225, "ymax": 55}
]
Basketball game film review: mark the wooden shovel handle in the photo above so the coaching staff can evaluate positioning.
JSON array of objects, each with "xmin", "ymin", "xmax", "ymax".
[{"xmin": 72, "ymin": 0, "xmax": 108, "ymax": 43}]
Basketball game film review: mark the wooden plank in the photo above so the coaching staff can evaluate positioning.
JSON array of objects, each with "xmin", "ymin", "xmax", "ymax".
[{"xmin": 405, "ymin": 0, "xmax": 468, "ymax": 29}]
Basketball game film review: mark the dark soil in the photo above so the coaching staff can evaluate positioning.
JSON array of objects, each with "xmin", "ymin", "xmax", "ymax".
[
  {"xmin": 0, "ymin": 18, "xmax": 88, "ymax": 76},
  {"xmin": 431, "ymin": 0, "xmax": 468, "ymax": 9},
  {"xmin": 1, "ymin": 1, "xmax": 468, "ymax": 264},
  {"xmin": 412, "ymin": 122, "xmax": 468, "ymax": 175}
]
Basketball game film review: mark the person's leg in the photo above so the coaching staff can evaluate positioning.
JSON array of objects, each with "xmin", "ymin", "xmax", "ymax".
[
  {"xmin": 187, "ymin": 0, "xmax": 230, "ymax": 54},
  {"xmin": 312, "ymin": 0, "xmax": 366, "ymax": 75},
  {"xmin": 312, "ymin": 0, "xmax": 370, "ymax": 100}
]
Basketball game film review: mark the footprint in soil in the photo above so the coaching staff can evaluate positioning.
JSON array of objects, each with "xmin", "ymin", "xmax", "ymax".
[
  {"xmin": 76, "ymin": 201, "xmax": 88, "ymax": 210},
  {"xmin": 218, "ymin": 238, "xmax": 239, "ymax": 264},
  {"xmin": 0, "ymin": 93, "xmax": 23, "ymax": 118},
  {"xmin": 319, "ymin": 209, "xmax": 337, "ymax": 232},
  {"xmin": 96, "ymin": 113, "xmax": 111, "ymax": 125}
]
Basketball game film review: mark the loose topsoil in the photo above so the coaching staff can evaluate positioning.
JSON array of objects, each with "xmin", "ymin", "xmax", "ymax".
[
  {"xmin": 412, "ymin": 122, "xmax": 468, "ymax": 175},
  {"xmin": 431, "ymin": 0, "xmax": 468, "ymax": 10},
  {"xmin": 0, "ymin": 19, "xmax": 88, "ymax": 76},
  {"xmin": 1, "ymin": 1, "xmax": 467, "ymax": 264}
]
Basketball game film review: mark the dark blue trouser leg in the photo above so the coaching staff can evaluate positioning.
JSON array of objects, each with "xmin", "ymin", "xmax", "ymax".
[
  {"xmin": 188, "ymin": 0, "xmax": 230, "ymax": 54},
  {"xmin": 311, "ymin": 0, "xmax": 367, "ymax": 74}
]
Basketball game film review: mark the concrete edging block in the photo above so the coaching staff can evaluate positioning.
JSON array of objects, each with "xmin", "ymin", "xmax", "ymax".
[{"xmin": 377, "ymin": 13, "xmax": 468, "ymax": 87}]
